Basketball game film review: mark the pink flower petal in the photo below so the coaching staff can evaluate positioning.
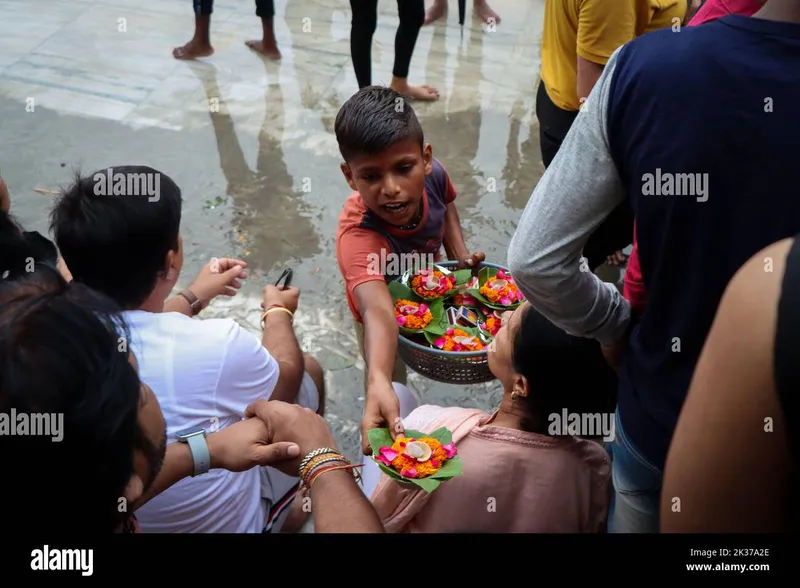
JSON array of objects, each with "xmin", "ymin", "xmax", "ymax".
[
  {"xmin": 419, "ymin": 303, "xmax": 429, "ymax": 313},
  {"xmin": 380, "ymin": 447, "xmax": 399, "ymax": 461},
  {"xmin": 481, "ymin": 307, "xmax": 489, "ymax": 315},
  {"xmin": 400, "ymin": 467, "xmax": 417, "ymax": 478},
  {"xmin": 375, "ymin": 453, "xmax": 391, "ymax": 466},
  {"xmin": 431, "ymin": 460, "xmax": 440, "ymax": 468},
  {"xmin": 396, "ymin": 315, "xmax": 407, "ymax": 326},
  {"xmin": 446, "ymin": 328, "xmax": 454, "ymax": 336},
  {"xmin": 517, "ymin": 290, "xmax": 525, "ymax": 301},
  {"xmin": 463, "ymin": 296, "xmax": 478, "ymax": 306},
  {"xmin": 442, "ymin": 442, "xmax": 457, "ymax": 458},
  {"xmin": 499, "ymin": 296, "xmax": 512, "ymax": 305},
  {"xmin": 434, "ymin": 337, "xmax": 446, "ymax": 349},
  {"xmin": 496, "ymin": 270, "xmax": 506, "ymax": 280}
]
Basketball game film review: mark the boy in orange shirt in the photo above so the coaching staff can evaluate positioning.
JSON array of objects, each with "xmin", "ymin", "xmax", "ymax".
[{"xmin": 334, "ymin": 86, "xmax": 484, "ymax": 455}]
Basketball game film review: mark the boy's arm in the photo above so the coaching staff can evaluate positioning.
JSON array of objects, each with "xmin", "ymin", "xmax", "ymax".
[
  {"xmin": 440, "ymin": 174, "xmax": 485, "ymax": 268},
  {"xmin": 355, "ymin": 281, "xmax": 404, "ymax": 454}
]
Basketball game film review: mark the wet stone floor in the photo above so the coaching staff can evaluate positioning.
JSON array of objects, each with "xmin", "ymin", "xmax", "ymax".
[{"xmin": 0, "ymin": 0, "xmax": 601, "ymax": 464}]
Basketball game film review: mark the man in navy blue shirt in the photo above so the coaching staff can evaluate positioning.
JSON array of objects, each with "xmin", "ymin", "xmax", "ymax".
[{"xmin": 508, "ymin": 1, "xmax": 800, "ymax": 532}]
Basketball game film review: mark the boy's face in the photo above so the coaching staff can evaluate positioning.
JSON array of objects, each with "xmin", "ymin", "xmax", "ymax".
[{"xmin": 341, "ymin": 139, "xmax": 433, "ymax": 227}]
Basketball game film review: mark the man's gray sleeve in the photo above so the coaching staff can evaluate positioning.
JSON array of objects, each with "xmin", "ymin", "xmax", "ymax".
[{"xmin": 507, "ymin": 47, "xmax": 631, "ymax": 344}]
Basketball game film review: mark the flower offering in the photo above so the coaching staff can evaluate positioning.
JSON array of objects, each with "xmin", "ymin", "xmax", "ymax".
[
  {"xmin": 394, "ymin": 299, "xmax": 432, "ymax": 330},
  {"xmin": 374, "ymin": 435, "xmax": 457, "ymax": 479},
  {"xmin": 479, "ymin": 307, "xmax": 503, "ymax": 336},
  {"xmin": 478, "ymin": 269, "xmax": 524, "ymax": 306},
  {"xmin": 410, "ymin": 268, "xmax": 455, "ymax": 299},
  {"xmin": 368, "ymin": 426, "xmax": 463, "ymax": 492},
  {"xmin": 433, "ymin": 327, "xmax": 485, "ymax": 352}
]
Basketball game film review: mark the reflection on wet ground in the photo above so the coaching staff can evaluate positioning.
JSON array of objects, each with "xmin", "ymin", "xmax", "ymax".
[{"xmin": 0, "ymin": 0, "xmax": 550, "ymax": 463}]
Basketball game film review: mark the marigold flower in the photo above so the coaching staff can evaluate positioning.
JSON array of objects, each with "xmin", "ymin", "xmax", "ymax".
[
  {"xmin": 411, "ymin": 270, "xmax": 455, "ymax": 299},
  {"xmin": 479, "ymin": 271, "xmax": 525, "ymax": 306},
  {"xmin": 394, "ymin": 299, "xmax": 432, "ymax": 330},
  {"xmin": 375, "ymin": 436, "xmax": 454, "ymax": 478},
  {"xmin": 432, "ymin": 327, "xmax": 485, "ymax": 352}
]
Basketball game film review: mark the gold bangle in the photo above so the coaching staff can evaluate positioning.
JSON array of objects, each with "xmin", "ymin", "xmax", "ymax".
[{"xmin": 260, "ymin": 306, "xmax": 293, "ymax": 329}]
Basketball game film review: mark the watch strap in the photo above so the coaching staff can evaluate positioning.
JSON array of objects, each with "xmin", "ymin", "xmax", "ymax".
[
  {"xmin": 185, "ymin": 432, "xmax": 211, "ymax": 476},
  {"xmin": 178, "ymin": 289, "xmax": 202, "ymax": 316}
]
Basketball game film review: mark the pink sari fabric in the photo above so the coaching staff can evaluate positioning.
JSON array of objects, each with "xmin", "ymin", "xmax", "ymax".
[{"xmin": 369, "ymin": 405, "xmax": 612, "ymax": 533}]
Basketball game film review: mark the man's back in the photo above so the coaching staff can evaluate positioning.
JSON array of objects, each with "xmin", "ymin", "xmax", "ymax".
[
  {"xmin": 607, "ymin": 15, "xmax": 800, "ymax": 470},
  {"xmin": 124, "ymin": 310, "xmax": 280, "ymax": 533}
]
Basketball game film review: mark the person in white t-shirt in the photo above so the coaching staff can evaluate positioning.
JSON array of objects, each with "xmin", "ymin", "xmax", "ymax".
[{"xmin": 50, "ymin": 165, "xmax": 325, "ymax": 533}]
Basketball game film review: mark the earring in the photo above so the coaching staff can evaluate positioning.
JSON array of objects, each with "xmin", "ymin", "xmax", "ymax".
[{"xmin": 511, "ymin": 391, "xmax": 519, "ymax": 401}]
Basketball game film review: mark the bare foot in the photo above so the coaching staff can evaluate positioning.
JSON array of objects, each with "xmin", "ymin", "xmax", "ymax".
[
  {"xmin": 173, "ymin": 40, "xmax": 214, "ymax": 60},
  {"xmin": 245, "ymin": 39, "xmax": 281, "ymax": 60},
  {"xmin": 475, "ymin": 1, "xmax": 501, "ymax": 25},
  {"xmin": 424, "ymin": 0, "xmax": 447, "ymax": 25},
  {"xmin": 392, "ymin": 82, "xmax": 440, "ymax": 101}
]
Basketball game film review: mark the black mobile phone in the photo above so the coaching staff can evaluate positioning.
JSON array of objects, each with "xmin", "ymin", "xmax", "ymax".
[{"xmin": 274, "ymin": 268, "xmax": 293, "ymax": 288}]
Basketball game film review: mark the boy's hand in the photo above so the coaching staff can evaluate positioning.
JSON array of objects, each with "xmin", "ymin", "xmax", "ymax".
[
  {"xmin": 361, "ymin": 380, "xmax": 404, "ymax": 455},
  {"xmin": 458, "ymin": 251, "xmax": 486, "ymax": 270}
]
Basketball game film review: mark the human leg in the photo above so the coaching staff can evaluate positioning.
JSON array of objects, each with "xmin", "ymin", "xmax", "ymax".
[
  {"xmin": 474, "ymin": 0, "xmax": 501, "ymax": 24},
  {"xmin": 535, "ymin": 80, "xmax": 578, "ymax": 168},
  {"xmin": 391, "ymin": 0, "xmax": 439, "ymax": 101},
  {"xmin": 424, "ymin": 0, "xmax": 448, "ymax": 24},
  {"xmin": 245, "ymin": 0, "xmax": 281, "ymax": 59},
  {"xmin": 350, "ymin": 0, "xmax": 378, "ymax": 88},
  {"xmin": 582, "ymin": 203, "xmax": 634, "ymax": 271},
  {"xmin": 173, "ymin": 0, "xmax": 215, "ymax": 60},
  {"xmin": 608, "ymin": 411, "xmax": 662, "ymax": 533}
]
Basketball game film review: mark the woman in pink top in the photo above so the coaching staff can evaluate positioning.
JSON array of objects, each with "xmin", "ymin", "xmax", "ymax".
[{"xmin": 366, "ymin": 302, "xmax": 616, "ymax": 533}]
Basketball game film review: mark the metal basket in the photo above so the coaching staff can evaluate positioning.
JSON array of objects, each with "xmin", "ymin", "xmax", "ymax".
[{"xmin": 396, "ymin": 261, "xmax": 505, "ymax": 385}]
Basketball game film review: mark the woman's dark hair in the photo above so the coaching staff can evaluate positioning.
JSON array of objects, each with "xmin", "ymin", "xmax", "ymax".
[
  {"xmin": 334, "ymin": 86, "xmax": 425, "ymax": 163},
  {"xmin": 511, "ymin": 305, "xmax": 619, "ymax": 434},
  {"xmin": 0, "ymin": 259, "xmax": 154, "ymax": 533},
  {"xmin": 0, "ymin": 210, "xmax": 30, "ymax": 277},
  {"xmin": 50, "ymin": 166, "xmax": 182, "ymax": 309}
]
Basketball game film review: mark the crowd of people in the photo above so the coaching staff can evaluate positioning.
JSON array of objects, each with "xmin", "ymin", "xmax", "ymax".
[{"xmin": 1, "ymin": 0, "xmax": 797, "ymax": 534}]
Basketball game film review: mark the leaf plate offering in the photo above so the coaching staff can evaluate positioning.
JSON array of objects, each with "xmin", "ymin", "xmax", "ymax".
[{"xmin": 368, "ymin": 427, "xmax": 463, "ymax": 493}]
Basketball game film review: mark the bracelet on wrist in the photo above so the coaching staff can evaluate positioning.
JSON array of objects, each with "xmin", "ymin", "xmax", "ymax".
[
  {"xmin": 298, "ymin": 447, "xmax": 364, "ymax": 495},
  {"xmin": 260, "ymin": 306, "xmax": 293, "ymax": 329}
]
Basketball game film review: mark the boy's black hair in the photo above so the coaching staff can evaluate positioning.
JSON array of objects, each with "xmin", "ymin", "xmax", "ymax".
[
  {"xmin": 0, "ymin": 260, "xmax": 161, "ymax": 533},
  {"xmin": 334, "ymin": 86, "xmax": 425, "ymax": 163},
  {"xmin": 50, "ymin": 166, "xmax": 182, "ymax": 309},
  {"xmin": 511, "ymin": 305, "xmax": 618, "ymax": 434}
]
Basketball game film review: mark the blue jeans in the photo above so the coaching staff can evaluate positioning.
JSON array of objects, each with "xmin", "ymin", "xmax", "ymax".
[{"xmin": 608, "ymin": 410, "xmax": 662, "ymax": 533}]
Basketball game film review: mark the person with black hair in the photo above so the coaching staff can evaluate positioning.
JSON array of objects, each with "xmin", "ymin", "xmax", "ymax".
[
  {"xmin": 50, "ymin": 166, "xmax": 326, "ymax": 533},
  {"xmin": 350, "ymin": 0, "xmax": 439, "ymax": 101},
  {"xmin": 0, "ymin": 263, "xmax": 339, "ymax": 533},
  {"xmin": 365, "ymin": 301, "xmax": 615, "ymax": 533},
  {"xmin": 334, "ymin": 86, "xmax": 484, "ymax": 456},
  {"xmin": 0, "ymin": 174, "xmax": 63, "ymax": 277}
]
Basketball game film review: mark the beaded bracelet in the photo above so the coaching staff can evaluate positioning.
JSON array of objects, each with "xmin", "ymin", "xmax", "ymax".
[
  {"xmin": 299, "ymin": 447, "xmax": 340, "ymax": 474},
  {"xmin": 301, "ymin": 454, "xmax": 347, "ymax": 481},
  {"xmin": 308, "ymin": 463, "xmax": 363, "ymax": 490}
]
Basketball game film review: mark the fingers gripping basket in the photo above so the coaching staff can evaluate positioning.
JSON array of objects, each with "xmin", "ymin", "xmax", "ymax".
[{"xmin": 396, "ymin": 261, "xmax": 508, "ymax": 385}]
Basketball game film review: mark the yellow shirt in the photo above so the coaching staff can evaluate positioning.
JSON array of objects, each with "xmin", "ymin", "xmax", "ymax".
[{"xmin": 540, "ymin": 0, "xmax": 687, "ymax": 112}]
